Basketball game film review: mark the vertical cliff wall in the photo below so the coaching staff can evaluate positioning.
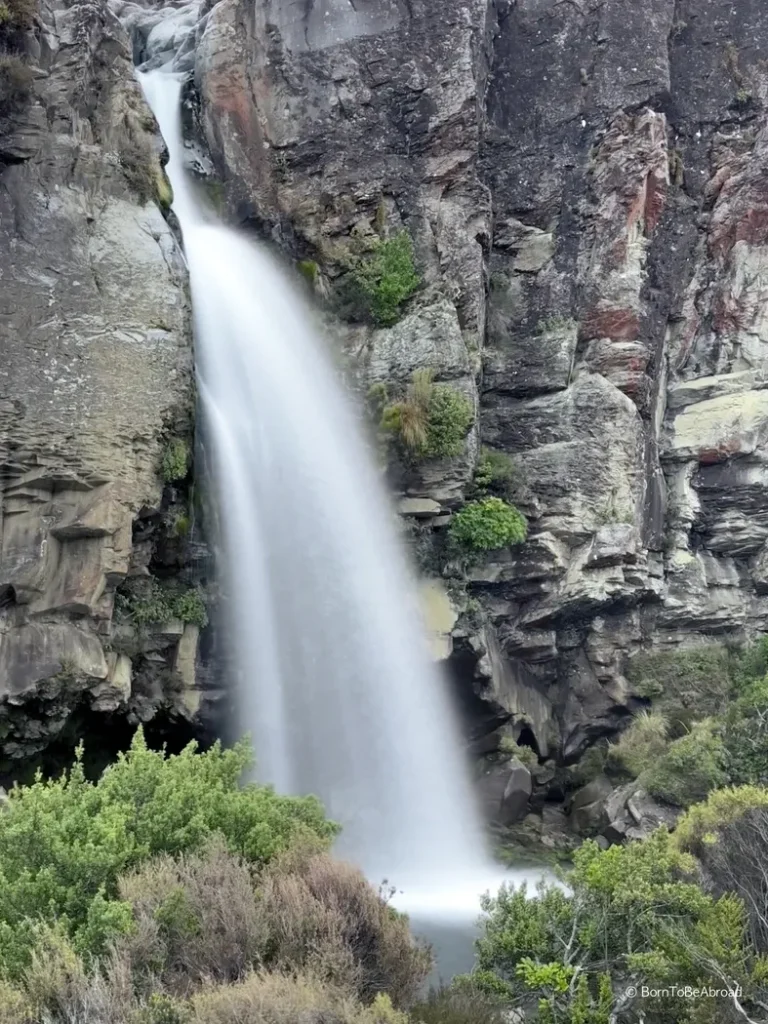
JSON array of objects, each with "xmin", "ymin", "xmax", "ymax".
[
  {"xmin": 0, "ymin": 0, "xmax": 211, "ymax": 773},
  {"xmin": 180, "ymin": 0, "xmax": 768, "ymax": 769}
]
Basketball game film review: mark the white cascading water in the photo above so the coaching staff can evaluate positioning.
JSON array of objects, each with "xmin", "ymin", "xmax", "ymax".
[{"xmin": 139, "ymin": 70, "xmax": 537, "ymax": 914}]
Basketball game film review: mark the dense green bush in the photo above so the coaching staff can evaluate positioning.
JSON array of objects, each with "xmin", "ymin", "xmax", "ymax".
[
  {"xmin": 162, "ymin": 438, "xmax": 191, "ymax": 482},
  {"xmin": 624, "ymin": 645, "xmax": 733, "ymax": 732},
  {"xmin": 0, "ymin": 732, "xmax": 336, "ymax": 977},
  {"xmin": 723, "ymin": 674, "xmax": 768, "ymax": 786},
  {"xmin": 673, "ymin": 784, "xmax": 768, "ymax": 853},
  {"xmin": 474, "ymin": 828, "xmax": 768, "ymax": 1023},
  {"xmin": 424, "ymin": 384, "xmax": 474, "ymax": 458},
  {"xmin": 121, "ymin": 579, "xmax": 208, "ymax": 629},
  {"xmin": 380, "ymin": 369, "xmax": 473, "ymax": 460},
  {"xmin": 642, "ymin": 718, "xmax": 727, "ymax": 808},
  {"xmin": 351, "ymin": 231, "xmax": 420, "ymax": 326},
  {"xmin": 449, "ymin": 497, "xmax": 527, "ymax": 553}
]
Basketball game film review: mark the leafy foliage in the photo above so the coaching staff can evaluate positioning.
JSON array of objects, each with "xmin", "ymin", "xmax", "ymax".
[
  {"xmin": 162, "ymin": 438, "xmax": 191, "ymax": 483},
  {"xmin": 470, "ymin": 448, "xmax": 523, "ymax": 502},
  {"xmin": 722, "ymin": 674, "xmax": 768, "ymax": 786},
  {"xmin": 424, "ymin": 384, "xmax": 474, "ymax": 458},
  {"xmin": 624, "ymin": 646, "xmax": 733, "ymax": 732},
  {"xmin": 0, "ymin": 732, "xmax": 336, "ymax": 977},
  {"xmin": 449, "ymin": 497, "xmax": 527, "ymax": 553},
  {"xmin": 121, "ymin": 579, "xmax": 208, "ymax": 629},
  {"xmin": 475, "ymin": 829, "xmax": 768, "ymax": 1022},
  {"xmin": 380, "ymin": 369, "xmax": 473, "ymax": 460},
  {"xmin": 351, "ymin": 231, "xmax": 420, "ymax": 326},
  {"xmin": 673, "ymin": 785, "xmax": 768, "ymax": 854},
  {"xmin": 643, "ymin": 719, "xmax": 727, "ymax": 808}
]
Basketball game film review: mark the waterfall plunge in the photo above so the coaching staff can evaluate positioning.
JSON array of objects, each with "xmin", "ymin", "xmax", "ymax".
[{"xmin": 139, "ymin": 70, "xmax": 525, "ymax": 909}]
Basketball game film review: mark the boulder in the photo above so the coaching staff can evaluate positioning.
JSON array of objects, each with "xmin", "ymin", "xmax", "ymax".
[
  {"xmin": 569, "ymin": 774, "xmax": 614, "ymax": 835},
  {"xmin": 500, "ymin": 759, "xmax": 533, "ymax": 825},
  {"xmin": 478, "ymin": 758, "xmax": 532, "ymax": 825},
  {"xmin": 602, "ymin": 783, "xmax": 680, "ymax": 844}
]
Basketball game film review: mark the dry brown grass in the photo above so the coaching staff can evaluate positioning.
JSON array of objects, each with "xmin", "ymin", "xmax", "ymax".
[
  {"xmin": 115, "ymin": 836, "xmax": 266, "ymax": 995},
  {"xmin": 15, "ymin": 842, "xmax": 429, "ymax": 1022},
  {"xmin": 258, "ymin": 848, "xmax": 432, "ymax": 1007},
  {"xmin": 188, "ymin": 973, "xmax": 409, "ymax": 1024}
]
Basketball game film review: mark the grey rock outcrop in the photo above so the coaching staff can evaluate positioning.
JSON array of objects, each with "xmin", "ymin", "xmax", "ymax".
[{"xmin": 0, "ymin": 0, "xmax": 208, "ymax": 767}]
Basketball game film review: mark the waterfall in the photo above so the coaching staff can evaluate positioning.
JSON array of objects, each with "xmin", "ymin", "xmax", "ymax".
[{"xmin": 138, "ymin": 70, "xmax": 503, "ymax": 894}]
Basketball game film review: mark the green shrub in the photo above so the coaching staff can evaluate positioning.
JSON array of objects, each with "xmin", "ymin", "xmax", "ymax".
[
  {"xmin": 122, "ymin": 580, "xmax": 208, "ymax": 629},
  {"xmin": 135, "ymin": 994, "xmax": 190, "ymax": 1024},
  {"xmin": 625, "ymin": 646, "xmax": 732, "ymax": 732},
  {"xmin": 642, "ymin": 719, "xmax": 727, "ymax": 808},
  {"xmin": 351, "ymin": 231, "xmax": 420, "ymax": 326},
  {"xmin": 0, "ymin": 732, "xmax": 336, "ymax": 977},
  {"xmin": 499, "ymin": 737, "xmax": 538, "ymax": 767},
  {"xmin": 297, "ymin": 260, "xmax": 319, "ymax": 285},
  {"xmin": 471, "ymin": 447, "xmax": 523, "ymax": 501},
  {"xmin": 449, "ymin": 498, "xmax": 527, "ymax": 553},
  {"xmin": 473, "ymin": 829, "xmax": 767, "ymax": 1022},
  {"xmin": 170, "ymin": 511, "xmax": 191, "ymax": 539},
  {"xmin": 606, "ymin": 710, "xmax": 669, "ymax": 778},
  {"xmin": 0, "ymin": 981, "xmax": 32, "ymax": 1024},
  {"xmin": 673, "ymin": 785, "xmax": 768, "ymax": 853},
  {"xmin": 171, "ymin": 587, "xmax": 208, "ymax": 628},
  {"xmin": 723, "ymin": 674, "xmax": 768, "ymax": 785},
  {"xmin": 381, "ymin": 369, "xmax": 473, "ymax": 459},
  {"xmin": 162, "ymin": 439, "xmax": 191, "ymax": 483},
  {"xmin": 423, "ymin": 384, "xmax": 474, "ymax": 457}
]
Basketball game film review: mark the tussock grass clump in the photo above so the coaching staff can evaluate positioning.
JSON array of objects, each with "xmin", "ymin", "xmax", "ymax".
[
  {"xmin": 380, "ymin": 368, "xmax": 473, "ymax": 460},
  {"xmin": 607, "ymin": 709, "xmax": 669, "ymax": 778}
]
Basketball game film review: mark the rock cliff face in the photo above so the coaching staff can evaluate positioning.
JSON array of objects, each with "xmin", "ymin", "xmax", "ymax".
[
  {"xmin": 7, "ymin": 0, "xmax": 768, "ymax": 814},
  {"xmin": 0, "ymin": 0, "xmax": 215, "ymax": 774},
  {"xmin": 172, "ymin": 0, "xmax": 768, "ymax": 772}
]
